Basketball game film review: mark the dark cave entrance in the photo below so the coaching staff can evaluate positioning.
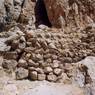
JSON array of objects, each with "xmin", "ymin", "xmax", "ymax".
[{"xmin": 35, "ymin": 0, "xmax": 52, "ymax": 27}]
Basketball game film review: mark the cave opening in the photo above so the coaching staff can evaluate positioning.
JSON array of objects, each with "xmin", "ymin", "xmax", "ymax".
[{"xmin": 35, "ymin": 0, "xmax": 52, "ymax": 27}]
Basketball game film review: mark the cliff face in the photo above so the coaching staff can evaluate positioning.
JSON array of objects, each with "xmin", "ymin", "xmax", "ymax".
[
  {"xmin": 0, "ymin": 0, "xmax": 36, "ymax": 31},
  {"xmin": 0, "ymin": 0, "xmax": 95, "ymax": 31},
  {"xmin": 44, "ymin": 0, "xmax": 95, "ymax": 28}
]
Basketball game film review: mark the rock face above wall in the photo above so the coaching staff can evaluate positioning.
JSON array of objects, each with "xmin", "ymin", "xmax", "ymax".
[
  {"xmin": 44, "ymin": 0, "xmax": 95, "ymax": 28},
  {"xmin": 0, "ymin": 0, "xmax": 36, "ymax": 31}
]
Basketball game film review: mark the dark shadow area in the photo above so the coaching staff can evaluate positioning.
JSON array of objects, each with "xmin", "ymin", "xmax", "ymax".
[
  {"xmin": 0, "ymin": 23, "xmax": 5, "ymax": 32},
  {"xmin": 35, "ymin": 0, "xmax": 52, "ymax": 27}
]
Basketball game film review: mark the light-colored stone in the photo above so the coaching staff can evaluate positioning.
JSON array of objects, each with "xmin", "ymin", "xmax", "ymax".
[
  {"xmin": 44, "ymin": 0, "xmax": 95, "ymax": 28},
  {"xmin": 54, "ymin": 68, "xmax": 62, "ymax": 76},
  {"xmin": 44, "ymin": 67, "xmax": 53, "ymax": 74},
  {"xmin": 0, "ymin": 56, "xmax": 3, "ymax": 66},
  {"xmin": 49, "ymin": 43, "xmax": 56, "ymax": 49},
  {"xmin": 38, "ymin": 74, "xmax": 46, "ymax": 81},
  {"xmin": 52, "ymin": 60, "xmax": 60, "ymax": 68},
  {"xmin": 36, "ymin": 68, "xmax": 44, "ymax": 74},
  {"xmin": 18, "ymin": 59, "xmax": 28, "ymax": 68},
  {"xmin": 16, "ymin": 67, "xmax": 28, "ymax": 80},
  {"xmin": 78, "ymin": 56, "xmax": 95, "ymax": 82},
  {"xmin": 38, "ymin": 24, "xmax": 49, "ymax": 30},
  {"xmin": 47, "ymin": 73, "xmax": 57, "ymax": 82},
  {"xmin": 2, "ymin": 59, "xmax": 18, "ymax": 70},
  {"xmin": 28, "ymin": 59, "xmax": 39, "ymax": 67}
]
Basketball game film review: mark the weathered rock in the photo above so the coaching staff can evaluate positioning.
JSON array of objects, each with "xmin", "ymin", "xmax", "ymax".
[
  {"xmin": 2, "ymin": 59, "xmax": 18, "ymax": 70},
  {"xmin": 18, "ymin": 42, "xmax": 26, "ymax": 49},
  {"xmin": 77, "ymin": 56, "xmax": 95, "ymax": 82},
  {"xmin": 35, "ymin": 54, "xmax": 43, "ymax": 61},
  {"xmin": 36, "ymin": 68, "xmax": 44, "ymax": 74},
  {"xmin": 18, "ymin": 59, "xmax": 28, "ymax": 68},
  {"xmin": 47, "ymin": 73, "xmax": 57, "ymax": 82},
  {"xmin": 52, "ymin": 60, "xmax": 60, "ymax": 68},
  {"xmin": 0, "ymin": 0, "xmax": 36, "ymax": 31},
  {"xmin": 57, "ymin": 73, "xmax": 71, "ymax": 84},
  {"xmin": 52, "ymin": 55, "xmax": 58, "ymax": 60},
  {"xmin": 29, "ymin": 71, "xmax": 38, "ymax": 80},
  {"xmin": 53, "ymin": 68, "xmax": 62, "ymax": 76},
  {"xmin": 0, "ymin": 38, "xmax": 11, "ymax": 51},
  {"xmin": 38, "ymin": 74, "xmax": 46, "ymax": 81},
  {"xmin": 38, "ymin": 24, "xmax": 49, "ymax": 30},
  {"xmin": 44, "ymin": 0, "xmax": 95, "ymax": 28},
  {"xmin": 0, "ymin": 56, "xmax": 3, "ymax": 66},
  {"xmin": 28, "ymin": 67, "xmax": 36, "ymax": 71},
  {"xmin": 15, "ymin": 67, "xmax": 28, "ymax": 80},
  {"xmin": 44, "ymin": 67, "xmax": 53, "ymax": 74},
  {"xmin": 18, "ymin": 0, "xmax": 36, "ymax": 24},
  {"xmin": 3, "ymin": 52, "xmax": 18, "ymax": 59},
  {"xmin": 49, "ymin": 43, "xmax": 56, "ymax": 49},
  {"xmin": 28, "ymin": 59, "xmax": 39, "ymax": 67}
]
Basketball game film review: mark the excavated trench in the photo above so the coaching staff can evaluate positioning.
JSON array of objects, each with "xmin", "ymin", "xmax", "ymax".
[{"xmin": 35, "ymin": 0, "xmax": 52, "ymax": 27}]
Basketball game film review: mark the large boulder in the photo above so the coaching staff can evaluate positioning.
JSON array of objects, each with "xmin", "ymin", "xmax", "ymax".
[{"xmin": 44, "ymin": 0, "xmax": 95, "ymax": 28}]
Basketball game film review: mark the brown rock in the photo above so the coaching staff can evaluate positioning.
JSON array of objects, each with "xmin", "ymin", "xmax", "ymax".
[
  {"xmin": 28, "ymin": 59, "xmax": 39, "ymax": 67},
  {"xmin": 29, "ymin": 71, "xmax": 38, "ymax": 80}
]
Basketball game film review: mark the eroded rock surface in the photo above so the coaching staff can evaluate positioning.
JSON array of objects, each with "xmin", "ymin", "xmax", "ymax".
[{"xmin": 44, "ymin": 0, "xmax": 95, "ymax": 28}]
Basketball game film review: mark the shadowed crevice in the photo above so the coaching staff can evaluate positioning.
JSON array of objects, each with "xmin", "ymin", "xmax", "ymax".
[{"xmin": 35, "ymin": 0, "xmax": 52, "ymax": 27}]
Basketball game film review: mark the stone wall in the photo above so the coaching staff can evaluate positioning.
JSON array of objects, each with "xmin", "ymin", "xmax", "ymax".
[{"xmin": 0, "ymin": 25, "xmax": 94, "ymax": 84}]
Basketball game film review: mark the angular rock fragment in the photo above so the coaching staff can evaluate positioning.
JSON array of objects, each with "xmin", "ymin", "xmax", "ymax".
[{"xmin": 15, "ymin": 67, "xmax": 28, "ymax": 80}]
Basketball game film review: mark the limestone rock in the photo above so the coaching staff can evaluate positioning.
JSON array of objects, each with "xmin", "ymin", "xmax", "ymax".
[
  {"xmin": 0, "ymin": 56, "xmax": 3, "ymax": 66},
  {"xmin": 47, "ymin": 73, "xmax": 57, "ymax": 82},
  {"xmin": 52, "ymin": 60, "xmax": 60, "ymax": 68},
  {"xmin": 78, "ymin": 56, "xmax": 95, "ymax": 82},
  {"xmin": 29, "ymin": 71, "xmax": 38, "ymax": 80},
  {"xmin": 38, "ymin": 74, "xmax": 46, "ymax": 81},
  {"xmin": 44, "ymin": 67, "xmax": 53, "ymax": 74},
  {"xmin": 19, "ymin": 0, "xmax": 36, "ymax": 24},
  {"xmin": 15, "ymin": 67, "xmax": 28, "ymax": 80},
  {"xmin": 2, "ymin": 59, "xmax": 18, "ymax": 70},
  {"xmin": 28, "ymin": 59, "xmax": 39, "ymax": 67},
  {"xmin": 36, "ymin": 68, "xmax": 44, "ymax": 74},
  {"xmin": 18, "ymin": 59, "xmax": 28, "ymax": 68}
]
